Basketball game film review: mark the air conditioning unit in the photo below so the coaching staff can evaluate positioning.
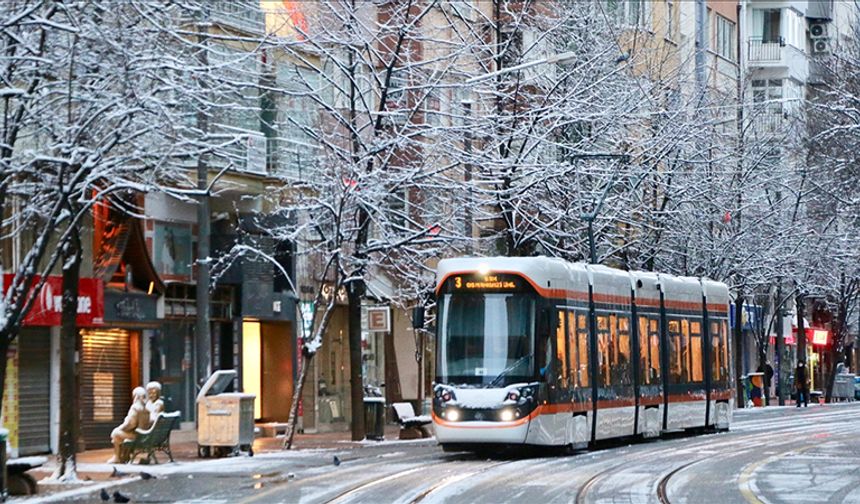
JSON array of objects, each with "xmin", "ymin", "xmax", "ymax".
[
  {"xmin": 809, "ymin": 22, "xmax": 828, "ymax": 39},
  {"xmin": 812, "ymin": 38, "xmax": 830, "ymax": 54}
]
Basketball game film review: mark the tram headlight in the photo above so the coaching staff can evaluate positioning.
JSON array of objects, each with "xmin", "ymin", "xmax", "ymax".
[
  {"xmin": 446, "ymin": 409, "xmax": 460, "ymax": 422},
  {"xmin": 505, "ymin": 390, "xmax": 520, "ymax": 402},
  {"xmin": 499, "ymin": 408, "xmax": 515, "ymax": 422}
]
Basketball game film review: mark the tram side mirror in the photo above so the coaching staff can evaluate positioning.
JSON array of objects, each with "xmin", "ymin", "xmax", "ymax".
[{"xmin": 412, "ymin": 305, "xmax": 425, "ymax": 329}]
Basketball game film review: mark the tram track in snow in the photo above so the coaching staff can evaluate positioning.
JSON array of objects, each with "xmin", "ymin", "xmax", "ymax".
[
  {"xmin": 574, "ymin": 407, "xmax": 860, "ymax": 504},
  {"xmin": 656, "ymin": 458, "xmax": 706, "ymax": 504}
]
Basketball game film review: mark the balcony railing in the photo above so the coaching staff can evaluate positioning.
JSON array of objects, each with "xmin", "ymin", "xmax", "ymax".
[{"xmin": 748, "ymin": 37, "xmax": 784, "ymax": 63}]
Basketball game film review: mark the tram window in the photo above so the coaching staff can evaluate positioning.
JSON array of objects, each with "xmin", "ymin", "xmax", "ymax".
[
  {"xmin": 556, "ymin": 311, "xmax": 568, "ymax": 388},
  {"xmin": 649, "ymin": 319, "xmax": 660, "ymax": 382},
  {"xmin": 609, "ymin": 314, "xmax": 620, "ymax": 385},
  {"xmin": 710, "ymin": 321, "xmax": 722, "ymax": 382},
  {"xmin": 680, "ymin": 319, "xmax": 690, "ymax": 383},
  {"xmin": 597, "ymin": 315, "xmax": 610, "ymax": 386},
  {"xmin": 577, "ymin": 314, "xmax": 590, "ymax": 387},
  {"xmin": 721, "ymin": 321, "xmax": 729, "ymax": 381},
  {"xmin": 690, "ymin": 320, "xmax": 703, "ymax": 382},
  {"xmin": 617, "ymin": 316, "xmax": 631, "ymax": 386},
  {"xmin": 668, "ymin": 319, "xmax": 683, "ymax": 384},
  {"xmin": 567, "ymin": 312, "xmax": 578, "ymax": 387},
  {"xmin": 638, "ymin": 316, "xmax": 650, "ymax": 384}
]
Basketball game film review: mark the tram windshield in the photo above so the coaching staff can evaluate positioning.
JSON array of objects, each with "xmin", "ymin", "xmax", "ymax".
[{"xmin": 437, "ymin": 292, "xmax": 536, "ymax": 387}]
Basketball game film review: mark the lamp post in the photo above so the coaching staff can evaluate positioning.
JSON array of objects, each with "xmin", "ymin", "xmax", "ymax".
[{"xmin": 570, "ymin": 153, "xmax": 631, "ymax": 264}]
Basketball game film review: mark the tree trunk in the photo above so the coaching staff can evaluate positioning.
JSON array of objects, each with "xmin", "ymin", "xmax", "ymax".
[
  {"xmin": 283, "ymin": 351, "xmax": 312, "ymax": 449},
  {"xmin": 347, "ymin": 280, "xmax": 365, "ymax": 441},
  {"xmin": 284, "ymin": 299, "xmax": 338, "ymax": 449},
  {"xmin": 57, "ymin": 223, "xmax": 81, "ymax": 478}
]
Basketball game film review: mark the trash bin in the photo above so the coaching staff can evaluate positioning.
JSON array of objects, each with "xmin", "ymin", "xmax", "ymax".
[
  {"xmin": 197, "ymin": 370, "xmax": 256, "ymax": 457},
  {"xmin": 748, "ymin": 372, "xmax": 765, "ymax": 407},
  {"xmin": 363, "ymin": 397, "xmax": 385, "ymax": 441}
]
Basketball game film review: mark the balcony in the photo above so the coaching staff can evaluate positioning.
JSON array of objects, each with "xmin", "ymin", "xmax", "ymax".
[
  {"xmin": 748, "ymin": 37, "xmax": 785, "ymax": 64},
  {"xmin": 752, "ymin": 111, "xmax": 785, "ymax": 135},
  {"xmin": 210, "ymin": 124, "xmax": 268, "ymax": 176}
]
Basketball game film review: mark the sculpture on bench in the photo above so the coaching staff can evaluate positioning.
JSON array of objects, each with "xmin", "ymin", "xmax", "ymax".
[
  {"xmin": 108, "ymin": 387, "xmax": 150, "ymax": 463},
  {"xmin": 146, "ymin": 381, "xmax": 165, "ymax": 417},
  {"xmin": 122, "ymin": 411, "xmax": 181, "ymax": 464}
]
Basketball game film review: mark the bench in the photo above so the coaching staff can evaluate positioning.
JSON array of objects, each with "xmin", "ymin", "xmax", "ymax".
[
  {"xmin": 122, "ymin": 411, "xmax": 180, "ymax": 464},
  {"xmin": 391, "ymin": 402, "xmax": 432, "ymax": 440}
]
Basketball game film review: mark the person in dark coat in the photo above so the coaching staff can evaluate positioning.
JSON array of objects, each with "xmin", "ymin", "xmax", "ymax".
[{"xmin": 794, "ymin": 360, "xmax": 809, "ymax": 407}]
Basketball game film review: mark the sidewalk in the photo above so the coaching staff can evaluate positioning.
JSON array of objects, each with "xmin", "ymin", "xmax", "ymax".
[{"xmin": 26, "ymin": 424, "xmax": 411, "ymax": 492}]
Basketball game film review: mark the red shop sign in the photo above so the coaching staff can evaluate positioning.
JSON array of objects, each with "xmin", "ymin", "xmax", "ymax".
[{"xmin": 3, "ymin": 274, "xmax": 104, "ymax": 326}]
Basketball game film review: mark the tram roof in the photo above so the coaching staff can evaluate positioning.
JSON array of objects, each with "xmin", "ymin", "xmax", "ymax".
[{"xmin": 436, "ymin": 257, "xmax": 729, "ymax": 307}]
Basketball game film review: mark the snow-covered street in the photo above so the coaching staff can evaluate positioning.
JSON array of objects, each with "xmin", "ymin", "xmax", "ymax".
[{"xmin": 38, "ymin": 403, "xmax": 860, "ymax": 504}]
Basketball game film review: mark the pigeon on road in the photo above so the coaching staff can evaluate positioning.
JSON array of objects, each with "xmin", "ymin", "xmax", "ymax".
[{"xmin": 113, "ymin": 490, "xmax": 131, "ymax": 503}]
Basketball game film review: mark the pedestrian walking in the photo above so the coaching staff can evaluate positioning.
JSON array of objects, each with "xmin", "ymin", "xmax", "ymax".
[{"xmin": 795, "ymin": 360, "xmax": 809, "ymax": 408}]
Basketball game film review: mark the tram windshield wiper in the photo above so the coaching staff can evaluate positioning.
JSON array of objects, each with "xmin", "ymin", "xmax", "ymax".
[{"xmin": 488, "ymin": 353, "xmax": 533, "ymax": 387}]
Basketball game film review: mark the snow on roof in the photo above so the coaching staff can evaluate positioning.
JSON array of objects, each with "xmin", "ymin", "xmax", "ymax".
[{"xmin": 436, "ymin": 257, "xmax": 729, "ymax": 312}]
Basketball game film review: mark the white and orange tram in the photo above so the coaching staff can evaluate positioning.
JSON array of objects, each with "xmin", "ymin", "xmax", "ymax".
[{"xmin": 431, "ymin": 257, "xmax": 733, "ymax": 451}]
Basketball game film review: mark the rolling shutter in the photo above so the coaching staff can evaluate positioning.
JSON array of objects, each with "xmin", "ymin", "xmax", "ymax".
[
  {"xmin": 80, "ymin": 329, "xmax": 132, "ymax": 450},
  {"xmin": 18, "ymin": 329, "xmax": 51, "ymax": 455}
]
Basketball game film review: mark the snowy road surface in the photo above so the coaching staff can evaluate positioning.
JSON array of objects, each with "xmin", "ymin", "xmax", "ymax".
[{"xmin": 46, "ymin": 403, "xmax": 860, "ymax": 503}]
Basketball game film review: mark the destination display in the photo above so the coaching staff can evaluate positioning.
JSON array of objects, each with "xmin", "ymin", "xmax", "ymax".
[{"xmin": 443, "ymin": 273, "xmax": 528, "ymax": 293}]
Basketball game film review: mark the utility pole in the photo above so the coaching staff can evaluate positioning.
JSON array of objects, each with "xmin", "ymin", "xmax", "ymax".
[
  {"xmin": 695, "ymin": 0, "xmax": 707, "ymax": 101},
  {"xmin": 195, "ymin": 8, "xmax": 212, "ymax": 393},
  {"xmin": 797, "ymin": 292, "xmax": 807, "ymax": 367},
  {"xmin": 776, "ymin": 284, "xmax": 785, "ymax": 405},
  {"xmin": 463, "ymin": 101, "xmax": 473, "ymax": 254}
]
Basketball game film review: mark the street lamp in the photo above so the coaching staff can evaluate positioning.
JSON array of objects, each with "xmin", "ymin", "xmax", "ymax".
[
  {"xmin": 571, "ymin": 153, "xmax": 631, "ymax": 264},
  {"xmin": 465, "ymin": 51, "xmax": 578, "ymax": 84}
]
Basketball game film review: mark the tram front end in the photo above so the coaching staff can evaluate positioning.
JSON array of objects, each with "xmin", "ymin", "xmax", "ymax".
[{"xmin": 432, "ymin": 262, "xmax": 545, "ymax": 449}]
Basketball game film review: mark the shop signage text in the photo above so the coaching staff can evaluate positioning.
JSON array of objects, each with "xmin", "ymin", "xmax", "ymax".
[
  {"xmin": 367, "ymin": 306, "xmax": 390, "ymax": 332},
  {"xmin": 3, "ymin": 274, "xmax": 104, "ymax": 326}
]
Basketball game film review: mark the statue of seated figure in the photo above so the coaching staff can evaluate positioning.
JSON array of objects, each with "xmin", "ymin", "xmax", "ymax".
[
  {"xmin": 145, "ymin": 381, "xmax": 165, "ymax": 418},
  {"xmin": 108, "ymin": 387, "xmax": 150, "ymax": 464}
]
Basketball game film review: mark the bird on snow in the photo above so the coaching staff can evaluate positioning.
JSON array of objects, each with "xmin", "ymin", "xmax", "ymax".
[
  {"xmin": 139, "ymin": 471, "xmax": 155, "ymax": 480},
  {"xmin": 333, "ymin": 455, "xmax": 341, "ymax": 466},
  {"xmin": 99, "ymin": 488, "xmax": 110, "ymax": 501},
  {"xmin": 110, "ymin": 466, "xmax": 127, "ymax": 478},
  {"xmin": 112, "ymin": 490, "xmax": 131, "ymax": 503}
]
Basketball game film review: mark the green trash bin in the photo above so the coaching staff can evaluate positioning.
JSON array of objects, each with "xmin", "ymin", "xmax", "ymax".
[{"xmin": 363, "ymin": 397, "xmax": 385, "ymax": 441}]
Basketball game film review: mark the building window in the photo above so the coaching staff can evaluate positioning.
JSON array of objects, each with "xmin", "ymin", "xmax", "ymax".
[
  {"xmin": 704, "ymin": 8, "xmax": 711, "ymax": 50},
  {"xmin": 752, "ymin": 79, "xmax": 783, "ymax": 107},
  {"xmin": 606, "ymin": 1, "xmax": 650, "ymax": 30},
  {"xmin": 665, "ymin": 0, "xmax": 674, "ymax": 40},
  {"xmin": 752, "ymin": 79, "xmax": 784, "ymax": 131},
  {"xmin": 715, "ymin": 15, "xmax": 735, "ymax": 60},
  {"xmin": 751, "ymin": 8, "xmax": 782, "ymax": 44}
]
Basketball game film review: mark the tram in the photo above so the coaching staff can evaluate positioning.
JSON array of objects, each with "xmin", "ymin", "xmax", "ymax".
[{"xmin": 432, "ymin": 257, "xmax": 733, "ymax": 451}]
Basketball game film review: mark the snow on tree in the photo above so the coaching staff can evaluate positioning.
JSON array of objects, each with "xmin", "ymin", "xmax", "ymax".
[{"xmin": 0, "ymin": 0, "xmax": 256, "ymax": 476}]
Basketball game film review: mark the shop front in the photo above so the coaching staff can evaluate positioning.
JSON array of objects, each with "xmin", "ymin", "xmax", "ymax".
[
  {"xmin": 78, "ymin": 289, "xmax": 162, "ymax": 450},
  {"xmin": 239, "ymin": 279, "xmax": 296, "ymax": 423},
  {"xmin": 1, "ymin": 274, "xmax": 104, "ymax": 456}
]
